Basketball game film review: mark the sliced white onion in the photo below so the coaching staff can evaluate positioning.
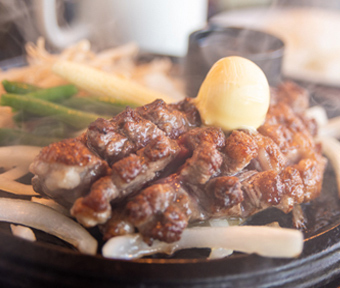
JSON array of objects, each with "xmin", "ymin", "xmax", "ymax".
[
  {"xmin": 102, "ymin": 226, "xmax": 303, "ymax": 260},
  {"xmin": 0, "ymin": 166, "xmax": 30, "ymax": 180},
  {"xmin": 0, "ymin": 146, "xmax": 41, "ymax": 196},
  {"xmin": 305, "ymin": 105, "xmax": 329, "ymax": 128},
  {"xmin": 31, "ymin": 197, "xmax": 70, "ymax": 216},
  {"xmin": 0, "ymin": 198, "xmax": 97, "ymax": 255},
  {"xmin": 317, "ymin": 136, "xmax": 340, "ymax": 197},
  {"xmin": 0, "ymin": 178, "xmax": 38, "ymax": 196},
  {"xmin": 208, "ymin": 247, "xmax": 233, "ymax": 259},
  {"xmin": 0, "ymin": 146, "xmax": 41, "ymax": 168},
  {"xmin": 10, "ymin": 224, "xmax": 36, "ymax": 242},
  {"xmin": 209, "ymin": 218, "xmax": 229, "ymax": 227},
  {"xmin": 318, "ymin": 117, "xmax": 340, "ymax": 139}
]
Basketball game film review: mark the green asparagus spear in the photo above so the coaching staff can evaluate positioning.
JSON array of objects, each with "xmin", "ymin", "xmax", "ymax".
[
  {"xmin": 1, "ymin": 94, "xmax": 101, "ymax": 130},
  {"xmin": 25, "ymin": 85, "xmax": 78, "ymax": 102},
  {"xmin": 93, "ymin": 95, "xmax": 138, "ymax": 108},
  {"xmin": 0, "ymin": 128, "xmax": 62, "ymax": 146},
  {"xmin": 2, "ymin": 80, "xmax": 78, "ymax": 102},
  {"xmin": 61, "ymin": 96, "xmax": 124, "ymax": 116},
  {"xmin": 2, "ymin": 80, "xmax": 40, "ymax": 94}
]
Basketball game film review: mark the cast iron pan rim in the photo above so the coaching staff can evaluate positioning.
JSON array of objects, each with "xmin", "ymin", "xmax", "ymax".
[{"xmin": 1, "ymin": 223, "xmax": 340, "ymax": 287}]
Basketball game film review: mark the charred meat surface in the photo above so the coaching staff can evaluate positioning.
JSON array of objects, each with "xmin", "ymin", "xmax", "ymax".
[
  {"xmin": 71, "ymin": 135, "xmax": 181, "ymax": 227},
  {"xmin": 30, "ymin": 82, "xmax": 327, "ymax": 244},
  {"xmin": 29, "ymin": 138, "xmax": 109, "ymax": 207}
]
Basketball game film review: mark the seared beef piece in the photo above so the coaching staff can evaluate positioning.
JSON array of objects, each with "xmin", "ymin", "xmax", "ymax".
[
  {"xmin": 169, "ymin": 98, "xmax": 202, "ymax": 128},
  {"xmin": 136, "ymin": 99, "xmax": 201, "ymax": 139},
  {"xmin": 276, "ymin": 166, "xmax": 304, "ymax": 213},
  {"xmin": 100, "ymin": 207, "xmax": 135, "ymax": 240},
  {"xmin": 127, "ymin": 127, "xmax": 225, "ymax": 242},
  {"xmin": 259, "ymin": 103, "xmax": 316, "ymax": 164},
  {"xmin": 71, "ymin": 176, "xmax": 117, "ymax": 226},
  {"xmin": 294, "ymin": 156, "xmax": 327, "ymax": 202},
  {"xmin": 180, "ymin": 142, "xmax": 223, "ymax": 185},
  {"xmin": 221, "ymin": 131, "xmax": 258, "ymax": 174},
  {"xmin": 242, "ymin": 170, "xmax": 284, "ymax": 211},
  {"xmin": 178, "ymin": 126, "xmax": 226, "ymax": 150},
  {"xmin": 298, "ymin": 114, "xmax": 318, "ymax": 137},
  {"xmin": 71, "ymin": 135, "xmax": 181, "ymax": 227},
  {"xmin": 127, "ymin": 176, "xmax": 202, "ymax": 243},
  {"xmin": 29, "ymin": 138, "xmax": 109, "ymax": 207},
  {"xmin": 271, "ymin": 81, "xmax": 309, "ymax": 114},
  {"xmin": 249, "ymin": 132, "xmax": 287, "ymax": 173},
  {"xmin": 202, "ymin": 176, "xmax": 244, "ymax": 215},
  {"xmin": 30, "ymin": 82, "xmax": 327, "ymax": 244},
  {"xmin": 126, "ymin": 114, "xmax": 326, "ymax": 242},
  {"xmin": 86, "ymin": 99, "xmax": 201, "ymax": 166},
  {"xmin": 241, "ymin": 156, "xmax": 326, "ymax": 217},
  {"xmin": 86, "ymin": 109, "xmax": 165, "ymax": 165}
]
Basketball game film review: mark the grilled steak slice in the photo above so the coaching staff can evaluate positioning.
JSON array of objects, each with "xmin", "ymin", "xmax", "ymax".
[
  {"xmin": 127, "ymin": 176, "xmax": 201, "ymax": 243},
  {"xmin": 29, "ymin": 138, "xmax": 109, "ymax": 207},
  {"xmin": 71, "ymin": 135, "xmax": 181, "ymax": 227},
  {"xmin": 136, "ymin": 98, "xmax": 201, "ymax": 139},
  {"xmin": 259, "ymin": 103, "xmax": 316, "ymax": 164},
  {"xmin": 221, "ymin": 130, "xmax": 258, "ymax": 175},
  {"xmin": 86, "ymin": 109, "xmax": 165, "ymax": 165},
  {"xmin": 86, "ymin": 99, "xmax": 201, "ymax": 166},
  {"xmin": 30, "ymin": 81, "xmax": 327, "ymax": 244},
  {"xmin": 271, "ymin": 81, "xmax": 309, "ymax": 114}
]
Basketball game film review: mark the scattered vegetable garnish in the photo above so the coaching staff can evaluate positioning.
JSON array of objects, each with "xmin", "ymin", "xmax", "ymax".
[
  {"xmin": 10, "ymin": 224, "xmax": 36, "ymax": 242},
  {"xmin": 3, "ymin": 80, "xmax": 78, "ymax": 102},
  {"xmin": 0, "ymin": 145, "xmax": 40, "ymax": 195},
  {"xmin": 2, "ymin": 80, "xmax": 40, "ymax": 94},
  {"xmin": 317, "ymin": 137, "xmax": 340, "ymax": 197},
  {"xmin": 0, "ymin": 128, "xmax": 62, "ymax": 146},
  {"xmin": 102, "ymin": 226, "xmax": 303, "ymax": 260},
  {"xmin": 0, "ymin": 198, "xmax": 97, "ymax": 255},
  {"xmin": 0, "ymin": 94, "xmax": 101, "ymax": 130},
  {"xmin": 52, "ymin": 60, "xmax": 176, "ymax": 106}
]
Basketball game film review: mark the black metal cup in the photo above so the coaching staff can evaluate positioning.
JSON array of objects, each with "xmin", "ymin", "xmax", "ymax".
[{"xmin": 184, "ymin": 26, "xmax": 285, "ymax": 98}]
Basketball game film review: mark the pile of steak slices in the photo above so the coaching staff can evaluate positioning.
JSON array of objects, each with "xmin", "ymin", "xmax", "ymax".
[{"xmin": 30, "ymin": 81, "xmax": 326, "ymax": 244}]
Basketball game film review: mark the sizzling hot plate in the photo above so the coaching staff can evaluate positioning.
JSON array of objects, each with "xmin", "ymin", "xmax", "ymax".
[
  {"xmin": 0, "ymin": 83, "xmax": 340, "ymax": 288},
  {"xmin": 0, "ymin": 155, "xmax": 339, "ymax": 288}
]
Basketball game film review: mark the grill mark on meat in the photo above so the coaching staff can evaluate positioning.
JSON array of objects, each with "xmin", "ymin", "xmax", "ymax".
[
  {"xmin": 100, "ymin": 207, "xmax": 135, "ymax": 240},
  {"xmin": 203, "ymin": 176, "xmax": 244, "ymax": 215},
  {"xmin": 71, "ymin": 135, "xmax": 182, "ymax": 227},
  {"xmin": 86, "ymin": 110, "xmax": 165, "ymax": 165},
  {"xmin": 259, "ymin": 103, "xmax": 316, "ymax": 165},
  {"xmin": 126, "ymin": 110, "xmax": 326, "ymax": 242},
  {"xmin": 178, "ymin": 126, "xmax": 226, "ymax": 150},
  {"xmin": 86, "ymin": 99, "xmax": 201, "ymax": 166},
  {"xmin": 221, "ymin": 131, "xmax": 258, "ymax": 174},
  {"xmin": 249, "ymin": 132, "xmax": 287, "ymax": 173},
  {"xmin": 271, "ymin": 81, "xmax": 309, "ymax": 114},
  {"xmin": 136, "ymin": 99, "xmax": 201, "ymax": 139},
  {"xmin": 127, "ymin": 176, "xmax": 199, "ymax": 243},
  {"xmin": 169, "ymin": 98, "xmax": 202, "ymax": 128},
  {"xmin": 180, "ymin": 143, "xmax": 223, "ymax": 185},
  {"xmin": 127, "ymin": 129, "xmax": 225, "ymax": 242}
]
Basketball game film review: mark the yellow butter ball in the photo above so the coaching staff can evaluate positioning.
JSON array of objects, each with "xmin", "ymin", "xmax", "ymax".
[{"xmin": 194, "ymin": 56, "xmax": 270, "ymax": 131}]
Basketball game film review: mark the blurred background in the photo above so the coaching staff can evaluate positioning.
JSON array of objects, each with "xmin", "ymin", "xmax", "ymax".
[{"xmin": 1, "ymin": 0, "xmax": 340, "ymax": 87}]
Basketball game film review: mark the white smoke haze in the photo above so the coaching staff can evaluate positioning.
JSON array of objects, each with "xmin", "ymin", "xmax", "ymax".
[
  {"xmin": 0, "ymin": 0, "xmax": 43, "ymax": 45},
  {"xmin": 0, "ymin": 0, "xmax": 120, "ymax": 55},
  {"xmin": 0, "ymin": 0, "xmax": 340, "ymax": 115}
]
